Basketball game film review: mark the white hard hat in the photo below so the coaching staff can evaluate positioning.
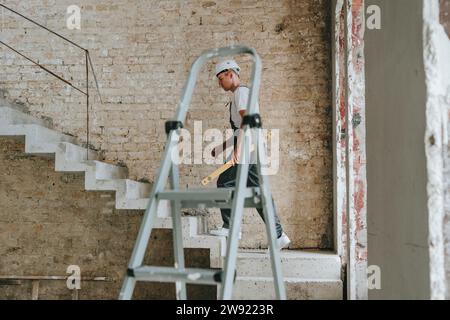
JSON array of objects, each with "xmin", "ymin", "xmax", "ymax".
[{"xmin": 215, "ymin": 59, "xmax": 240, "ymax": 77}]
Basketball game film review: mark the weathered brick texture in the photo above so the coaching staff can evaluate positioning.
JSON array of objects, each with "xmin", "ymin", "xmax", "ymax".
[
  {"xmin": 0, "ymin": 138, "xmax": 215, "ymax": 299},
  {"xmin": 0, "ymin": 1, "xmax": 332, "ymax": 254}
]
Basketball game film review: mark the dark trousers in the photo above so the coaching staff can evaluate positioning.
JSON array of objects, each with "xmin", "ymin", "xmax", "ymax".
[{"xmin": 216, "ymin": 164, "xmax": 283, "ymax": 238}]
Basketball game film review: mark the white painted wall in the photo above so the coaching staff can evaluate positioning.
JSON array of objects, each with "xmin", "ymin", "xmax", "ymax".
[{"xmin": 365, "ymin": 0, "xmax": 431, "ymax": 299}]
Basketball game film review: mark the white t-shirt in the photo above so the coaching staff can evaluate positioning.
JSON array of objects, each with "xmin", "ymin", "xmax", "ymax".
[{"xmin": 230, "ymin": 86, "xmax": 260, "ymax": 132}]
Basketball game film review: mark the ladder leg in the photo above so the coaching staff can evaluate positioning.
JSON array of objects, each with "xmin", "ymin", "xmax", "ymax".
[
  {"xmin": 220, "ymin": 134, "xmax": 252, "ymax": 300},
  {"xmin": 170, "ymin": 163, "xmax": 187, "ymax": 300},
  {"xmin": 220, "ymin": 168, "xmax": 247, "ymax": 300},
  {"xmin": 119, "ymin": 199, "xmax": 159, "ymax": 300},
  {"xmin": 119, "ymin": 132, "xmax": 180, "ymax": 300},
  {"xmin": 119, "ymin": 277, "xmax": 137, "ymax": 300},
  {"xmin": 255, "ymin": 129, "xmax": 286, "ymax": 300}
]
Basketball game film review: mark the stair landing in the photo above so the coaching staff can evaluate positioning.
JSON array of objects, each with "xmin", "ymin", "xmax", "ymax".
[{"xmin": 231, "ymin": 249, "xmax": 343, "ymax": 300}]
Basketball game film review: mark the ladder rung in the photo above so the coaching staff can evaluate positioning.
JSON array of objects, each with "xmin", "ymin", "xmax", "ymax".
[
  {"xmin": 177, "ymin": 198, "xmax": 262, "ymax": 209},
  {"xmin": 157, "ymin": 187, "xmax": 262, "ymax": 209},
  {"xmin": 157, "ymin": 187, "xmax": 259, "ymax": 202},
  {"xmin": 128, "ymin": 266, "xmax": 222, "ymax": 285},
  {"xmin": 158, "ymin": 188, "xmax": 234, "ymax": 201}
]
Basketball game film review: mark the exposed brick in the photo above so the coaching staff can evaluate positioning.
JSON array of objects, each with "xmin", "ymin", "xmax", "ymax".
[
  {"xmin": 0, "ymin": 0, "xmax": 333, "ymax": 297},
  {"xmin": 0, "ymin": 138, "xmax": 214, "ymax": 299}
]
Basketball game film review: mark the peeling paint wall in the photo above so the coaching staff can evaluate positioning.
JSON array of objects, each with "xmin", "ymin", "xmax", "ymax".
[
  {"xmin": 332, "ymin": 0, "xmax": 347, "ymax": 261},
  {"xmin": 423, "ymin": 0, "xmax": 450, "ymax": 300},
  {"xmin": 332, "ymin": 0, "xmax": 368, "ymax": 299},
  {"xmin": 344, "ymin": 0, "xmax": 368, "ymax": 300},
  {"xmin": 440, "ymin": 0, "xmax": 450, "ymax": 302}
]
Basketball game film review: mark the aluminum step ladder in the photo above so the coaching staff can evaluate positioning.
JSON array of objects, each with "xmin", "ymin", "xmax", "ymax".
[{"xmin": 119, "ymin": 45, "xmax": 286, "ymax": 300}]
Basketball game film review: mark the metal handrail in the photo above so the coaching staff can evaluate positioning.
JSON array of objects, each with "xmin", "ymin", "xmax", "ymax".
[{"xmin": 0, "ymin": 4, "xmax": 102, "ymax": 159}]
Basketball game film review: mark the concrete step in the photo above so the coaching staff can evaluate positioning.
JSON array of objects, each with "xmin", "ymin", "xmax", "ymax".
[
  {"xmin": 131, "ymin": 216, "xmax": 225, "ymax": 268},
  {"xmin": 116, "ymin": 186, "xmax": 162, "ymax": 215},
  {"xmin": 186, "ymin": 234, "xmax": 227, "ymax": 268},
  {"xmin": 232, "ymin": 277, "xmax": 343, "ymax": 300},
  {"xmin": 0, "ymin": 124, "xmax": 77, "ymax": 155},
  {"xmin": 85, "ymin": 160, "xmax": 129, "ymax": 181},
  {"xmin": 154, "ymin": 216, "xmax": 201, "ymax": 235},
  {"xmin": 0, "ymin": 105, "xmax": 53, "ymax": 128},
  {"xmin": 55, "ymin": 142, "xmax": 100, "ymax": 172},
  {"xmin": 122, "ymin": 179, "xmax": 151, "ymax": 199},
  {"xmin": 115, "ymin": 197, "xmax": 150, "ymax": 210},
  {"xmin": 113, "ymin": 181, "xmax": 177, "ymax": 214},
  {"xmin": 236, "ymin": 250, "xmax": 341, "ymax": 279},
  {"xmin": 84, "ymin": 178, "xmax": 154, "ymax": 211},
  {"xmin": 230, "ymin": 250, "xmax": 343, "ymax": 300}
]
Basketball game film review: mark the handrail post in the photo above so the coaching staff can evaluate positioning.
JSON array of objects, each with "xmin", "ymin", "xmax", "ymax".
[
  {"xmin": 0, "ymin": 4, "xmax": 102, "ymax": 161},
  {"xmin": 85, "ymin": 50, "xmax": 89, "ymax": 161}
]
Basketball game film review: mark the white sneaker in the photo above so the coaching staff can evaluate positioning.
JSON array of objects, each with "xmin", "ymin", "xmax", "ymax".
[
  {"xmin": 210, "ymin": 227, "xmax": 242, "ymax": 239},
  {"xmin": 276, "ymin": 232, "xmax": 291, "ymax": 250}
]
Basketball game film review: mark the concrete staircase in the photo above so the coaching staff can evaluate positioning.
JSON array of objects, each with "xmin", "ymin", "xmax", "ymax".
[
  {"xmin": 232, "ymin": 250, "xmax": 343, "ymax": 300},
  {"xmin": 0, "ymin": 100, "xmax": 343, "ymax": 300},
  {"xmin": 0, "ymin": 101, "xmax": 226, "ymax": 268}
]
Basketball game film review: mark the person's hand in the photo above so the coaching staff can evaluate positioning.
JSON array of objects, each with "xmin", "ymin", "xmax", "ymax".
[{"xmin": 230, "ymin": 148, "xmax": 240, "ymax": 166}]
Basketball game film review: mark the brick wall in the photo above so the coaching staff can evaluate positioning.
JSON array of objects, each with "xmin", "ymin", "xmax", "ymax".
[
  {"xmin": 0, "ymin": 138, "xmax": 215, "ymax": 299},
  {"xmin": 0, "ymin": 0, "xmax": 332, "ymax": 254}
]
